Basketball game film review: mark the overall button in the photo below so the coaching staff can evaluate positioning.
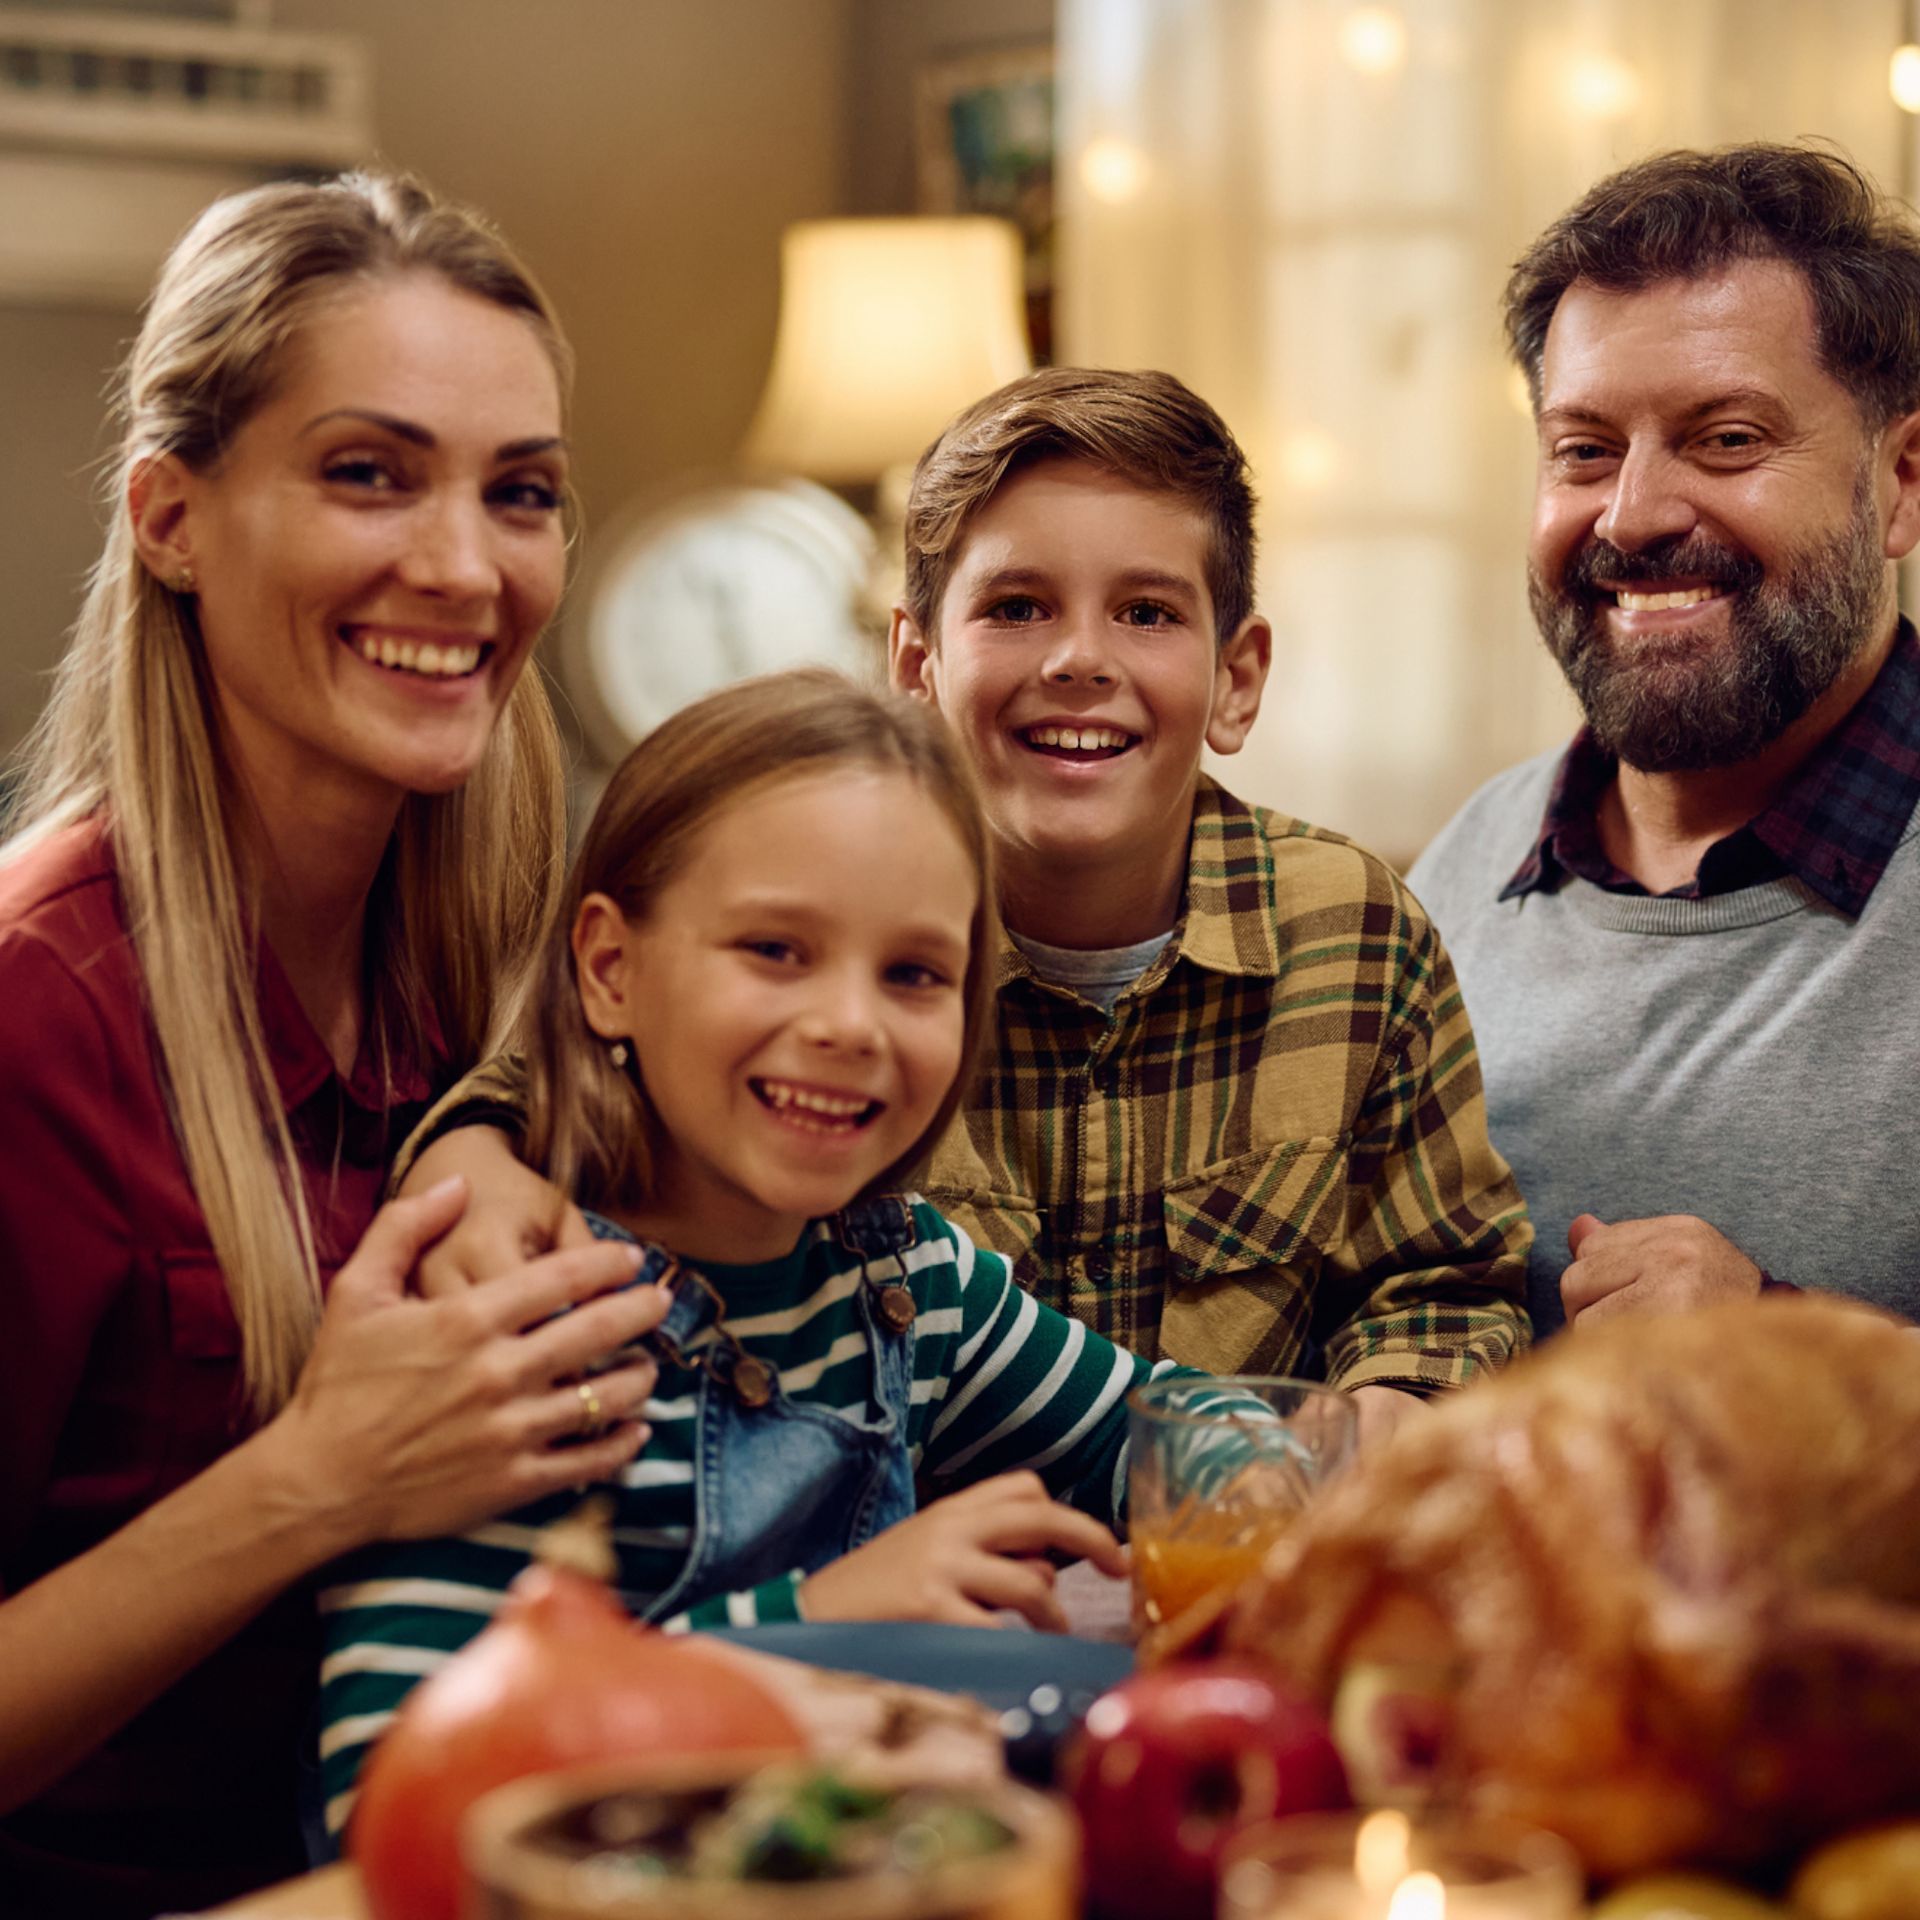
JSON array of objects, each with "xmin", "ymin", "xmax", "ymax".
[
  {"xmin": 877, "ymin": 1284, "xmax": 916, "ymax": 1332},
  {"xmin": 1068, "ymin": 1253, "xmax": 1093, "ymax": 1293},
  {"xmin": 730, "ymin": 1354, "xmax": 774, "ymax": 1408}
]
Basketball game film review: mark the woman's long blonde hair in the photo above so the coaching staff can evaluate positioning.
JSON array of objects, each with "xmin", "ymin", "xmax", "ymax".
[
  {"xmin": 522, "ymin": 671, "xmax": 998, "ymax": 1221},
  {"xmin": 4, "ymin": 172, "xmax": 571, "ymax": 1416}
]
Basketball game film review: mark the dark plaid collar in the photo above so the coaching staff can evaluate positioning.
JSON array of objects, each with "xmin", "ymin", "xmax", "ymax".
[{"xmin": 1501, "ymin": 619, "xmax": 1920, "ymax": 916}]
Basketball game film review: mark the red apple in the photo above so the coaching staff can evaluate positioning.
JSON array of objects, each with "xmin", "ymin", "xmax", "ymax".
[{"xmin": 1062, "ymin": 1661, "xmax": 1351, "ymax": 1920}]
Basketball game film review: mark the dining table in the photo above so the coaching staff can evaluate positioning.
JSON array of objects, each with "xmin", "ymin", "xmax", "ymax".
[{"xmin": 189, "ymin": 1563, "xmax": 1135, "ymax": 1917}]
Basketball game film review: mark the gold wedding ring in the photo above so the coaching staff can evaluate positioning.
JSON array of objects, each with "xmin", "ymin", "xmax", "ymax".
[{"xmin": 575, "ymin": 1380, "xmax": 604, "ymax": 1434}]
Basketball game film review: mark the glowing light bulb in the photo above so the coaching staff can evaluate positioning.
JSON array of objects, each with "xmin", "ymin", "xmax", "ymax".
[
  {"xmin": 1339, "ymin": 6, "xmax": 1407, "ymax": 76},
  {"xmin": 1892, "ymin": 44, "xmax": 1920, "ymax": 113},
  {"xmin": 1387, "ymin": 1870, "xmax": 1448, "ymax": 1920},
  {"xmin": 1564, "ymin": 50, "xmax": 1641, "ymax": 122},
  {"xmin": 1080, "ymin": 137, "xmax": 1149, "ymax": 205}
]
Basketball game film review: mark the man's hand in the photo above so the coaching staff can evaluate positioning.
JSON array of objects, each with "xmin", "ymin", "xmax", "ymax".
[
  {"xmin": 398, "ymin": 1126, "xmax": 587, "ymax": 1297},
  {"xmin": 799, "ymin": 1472, "xmax": 1127, "ymax": 1631},
  {"xmin": 1347, "ymin": 1384, "xmax": 1429, "ymax": 1451},
  {"xmin": 1561, "ymin": 1212, "xmax": 1764, "ymax": 1328}
]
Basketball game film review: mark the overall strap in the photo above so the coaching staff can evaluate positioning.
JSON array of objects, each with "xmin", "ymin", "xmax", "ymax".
[
  {"xmin": 834, "ymin": 1197, "xmax": 920, "ymax": 1333},
  {"xmin": 579, "ymin": 1208, "xmax": 767, "ymax": 1405}
]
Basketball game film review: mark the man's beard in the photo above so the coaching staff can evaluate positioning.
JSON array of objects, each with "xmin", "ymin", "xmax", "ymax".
[{"xmin": 1527, "ymin": 481, "xmax": 1886, "ymax": 773}]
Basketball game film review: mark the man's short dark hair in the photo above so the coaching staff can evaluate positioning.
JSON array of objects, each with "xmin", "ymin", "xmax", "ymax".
[{"xmin": 1506, "ymin": 143, "xmax": 1920, "ymax": 424}]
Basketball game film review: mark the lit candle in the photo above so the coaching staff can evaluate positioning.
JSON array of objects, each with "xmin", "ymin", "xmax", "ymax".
[
  {"xmin": 1219, "ymin": 1809, "xmax": 1580, "ymax": 1920},
  {"xmin": 1388, "ymin": 1871, "xmax": 1448, "ymax": 1920},
  {"xmin": 1356, "ymin": 1810, "xmax": 1413, "ymax": 1895}
]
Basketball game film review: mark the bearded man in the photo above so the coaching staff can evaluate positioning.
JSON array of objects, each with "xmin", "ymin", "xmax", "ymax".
[{"xmin": 1408, "ymin": 144, "xmax": 1920, "ymax": 1334}]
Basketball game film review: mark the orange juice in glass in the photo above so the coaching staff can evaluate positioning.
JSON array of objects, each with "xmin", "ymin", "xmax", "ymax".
[{"xmin": 1128, "ymin": 1377, "xmax": 1357, "ymax": 1637}]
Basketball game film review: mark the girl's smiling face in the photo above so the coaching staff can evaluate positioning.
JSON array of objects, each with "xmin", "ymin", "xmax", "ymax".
[{"xmin": 574, "ymin": 765, "xmax": 979, "ymax": 1263}]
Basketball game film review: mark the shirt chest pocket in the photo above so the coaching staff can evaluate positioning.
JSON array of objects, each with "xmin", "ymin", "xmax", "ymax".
[
  {"xmin": 162, "ymin": 1253, "xmax": 241, "ymax": 1357},
  {"xmin": 1160, "ymin": 1135, "xmax": 1351, "ymax": 1287},
  {"xmin": 1157, "ymin": 1137, "xmax": 1351, "ymax": 1371},
  {"xmin": 160, "ymin": 1252, "xmax": 248, "ymax": 1464}
]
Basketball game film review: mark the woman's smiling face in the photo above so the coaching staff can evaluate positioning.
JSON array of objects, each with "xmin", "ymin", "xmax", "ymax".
[
  {"xmin": 146, "ymin": 269, "xmax": 568, "ymax": 828},
  {"xmin": 575, "ymin": 765, "xmax": 979, "ymax": 1264}
]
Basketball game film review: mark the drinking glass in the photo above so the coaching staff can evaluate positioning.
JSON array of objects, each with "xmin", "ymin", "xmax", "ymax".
[{"xmin": 1127, "ymin": 1374, "xmax": 1357, "ymax": 1637}]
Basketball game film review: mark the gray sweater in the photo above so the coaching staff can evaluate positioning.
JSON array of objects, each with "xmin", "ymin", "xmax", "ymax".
[{"xmin": 1409, "ymin": 749, "xmax": 1920, "ymax": 1333}]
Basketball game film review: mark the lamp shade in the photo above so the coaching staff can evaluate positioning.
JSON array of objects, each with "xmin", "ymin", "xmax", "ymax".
[{"xmin": 742, "ymin": 216, "xmax": 1033, "ymax": 485}]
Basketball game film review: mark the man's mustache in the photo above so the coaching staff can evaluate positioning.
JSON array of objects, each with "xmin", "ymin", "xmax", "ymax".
[{"xmin": 1560, "ymin": 535, "xmax": 1764, "ymax": 597}]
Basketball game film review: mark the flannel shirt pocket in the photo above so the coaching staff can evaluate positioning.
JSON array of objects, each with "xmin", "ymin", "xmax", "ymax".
[{"xmin": 1160, "ymin": 1136, "xmax": 1350, "ymax": 1286}]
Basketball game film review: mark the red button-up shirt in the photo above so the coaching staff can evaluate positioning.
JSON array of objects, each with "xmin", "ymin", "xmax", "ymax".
[{"xmin": 0, "ymin": 819, "xmax": 440, "ymax": 1917}]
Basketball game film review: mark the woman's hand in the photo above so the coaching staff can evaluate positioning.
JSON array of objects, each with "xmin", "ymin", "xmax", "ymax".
[
  {"xmin": 0, "ymin": 1176, "xmax": 669, "ymax": 1814},
  {"xmin": 799, "ymin": 1472, "xmax": 1127, "ymax": 1632},
  {"xmin": 399, "ymin": 1126, "xmax": 587, "ymax": 1297},
  {"xmin": 256, "ymin": 1175, "xmax": 670, "ymax": 1548}
]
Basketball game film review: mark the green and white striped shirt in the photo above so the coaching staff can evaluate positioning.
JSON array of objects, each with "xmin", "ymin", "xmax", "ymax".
[{"xmin": 315, "ymin": 1199, "xmax": 1171, "ymax": 1835}]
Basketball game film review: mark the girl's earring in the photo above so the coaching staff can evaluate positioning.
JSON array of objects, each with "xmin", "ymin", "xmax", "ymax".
[
  {"xmin": 170, "ymin": 565, "xmax": 197, "ymax": 595},
  {"xmin": 608, "ymin": 1040, "xmax": 631, "ymax": 1070}
]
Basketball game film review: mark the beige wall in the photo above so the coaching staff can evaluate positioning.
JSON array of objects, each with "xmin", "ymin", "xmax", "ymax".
[
  {"xmin": 0, "ymin": 306, "xmax": 126, "ymax": 756},
  {"xmin": 0, "ymin": 0, "xmax": 861, "ymax": 756}
]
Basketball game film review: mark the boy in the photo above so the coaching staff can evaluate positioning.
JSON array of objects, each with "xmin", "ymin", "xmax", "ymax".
[
  {"xmin": 886, "ymin": 369, "xmax": 1528, "ymax": 1440},
  {"xmin": 398, "ymin": 371, "xmax": 1528, "ymax": 1443}
]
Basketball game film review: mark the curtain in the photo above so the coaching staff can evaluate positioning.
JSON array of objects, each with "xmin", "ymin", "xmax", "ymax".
[{"xmin": 1058, "ymin": 0, "xmax": 1909, "ymax": 862}]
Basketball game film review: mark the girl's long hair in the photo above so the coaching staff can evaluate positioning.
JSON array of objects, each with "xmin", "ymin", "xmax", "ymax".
[
  {"xmin": 522, "ymin": 670, "xmax": 998, "ymax": 1219},
  {"xmin": 4, "ymin": 172, "xmax": 570, "ymax": 1416}
]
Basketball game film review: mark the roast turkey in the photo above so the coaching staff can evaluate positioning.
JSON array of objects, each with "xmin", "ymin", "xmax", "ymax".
[{"xmin": 1216, "ymin": 1297, "xmax": 1920, "ymax": 1875}]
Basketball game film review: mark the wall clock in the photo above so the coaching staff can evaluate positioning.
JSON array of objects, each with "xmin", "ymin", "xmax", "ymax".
[{"xmin": 561, "ymin": 476, "xmax": 880, "ymax": 765}]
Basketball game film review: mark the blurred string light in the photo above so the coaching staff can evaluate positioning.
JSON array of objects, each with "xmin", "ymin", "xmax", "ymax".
[
  {"xmin": 1563, "ymin": 50, "xmax": 1641, "ymax": 122},
  {"xmin": 1079, "ymin": 135, "xmax": 1149, "ymax": 204},
  {"xmin": 1278, "ymin": 427, "xmax": 1343, "ymax": 492},
  {"xmin": 1338, "ymin": 6, "xmax": 1407, "ymax": 77},
  {"xmin": 1891, "ymin": 43, "xmax": 1920, "ymax": 113}
]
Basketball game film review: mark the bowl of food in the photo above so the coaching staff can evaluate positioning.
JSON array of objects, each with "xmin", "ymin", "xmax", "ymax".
[{"xmin": 462, "ymin": 1755, "xmax": 1077, "ymax": 1920}]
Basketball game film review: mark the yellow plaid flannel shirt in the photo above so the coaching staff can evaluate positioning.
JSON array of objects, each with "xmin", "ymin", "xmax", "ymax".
[
  {"xmin": 394, "ymin": 780, "xmax": 1529, "ymax": 1389},
  {"xmin": 922, "ymin": 779, "xmax": 1530, "ymax": 1386}
]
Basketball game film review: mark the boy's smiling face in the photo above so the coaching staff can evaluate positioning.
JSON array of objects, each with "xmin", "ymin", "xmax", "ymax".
[{"xmin": 892, "ymin": 457, "xmax": 1269, "ymax": 939}]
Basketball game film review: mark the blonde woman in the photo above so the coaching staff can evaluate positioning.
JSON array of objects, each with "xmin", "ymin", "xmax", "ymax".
[{"xmin": 0, "ymin": 175, "xmax": 669, "ymax": 1915}]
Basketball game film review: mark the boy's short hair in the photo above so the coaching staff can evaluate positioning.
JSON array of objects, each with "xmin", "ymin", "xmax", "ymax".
[{"xmin": 901, "ymin": 367, "xmax": 1258, "ymax": 641}]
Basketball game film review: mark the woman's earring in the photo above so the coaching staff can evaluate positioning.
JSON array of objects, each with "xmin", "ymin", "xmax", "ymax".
[
  {"xmin": 608, "ymin": 1040, "xmax": 630, "ymax": 1070},
  {"xmin": 170, "ymin": 566, "xmax": 197, "ymax": 595}
]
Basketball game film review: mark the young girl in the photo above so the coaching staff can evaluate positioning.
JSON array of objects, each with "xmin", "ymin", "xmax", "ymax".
[{"xmin": 315, "ymin": 671, "xmax": 1169, "ymax": 1835}]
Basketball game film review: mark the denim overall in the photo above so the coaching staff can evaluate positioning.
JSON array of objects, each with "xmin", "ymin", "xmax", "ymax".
[
  {"xmin": 584, "ymin": 1199, "xmax": 922, "ymax": 1622},
  {"xmin": 301, "ymin": 1202, "xmax": 930, "ymax": 1863}
]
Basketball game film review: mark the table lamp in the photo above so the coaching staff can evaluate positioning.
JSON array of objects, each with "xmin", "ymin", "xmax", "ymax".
[{"xmin": 742, "ymin": 215, "xmax": 1033, "ymax": 620}]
